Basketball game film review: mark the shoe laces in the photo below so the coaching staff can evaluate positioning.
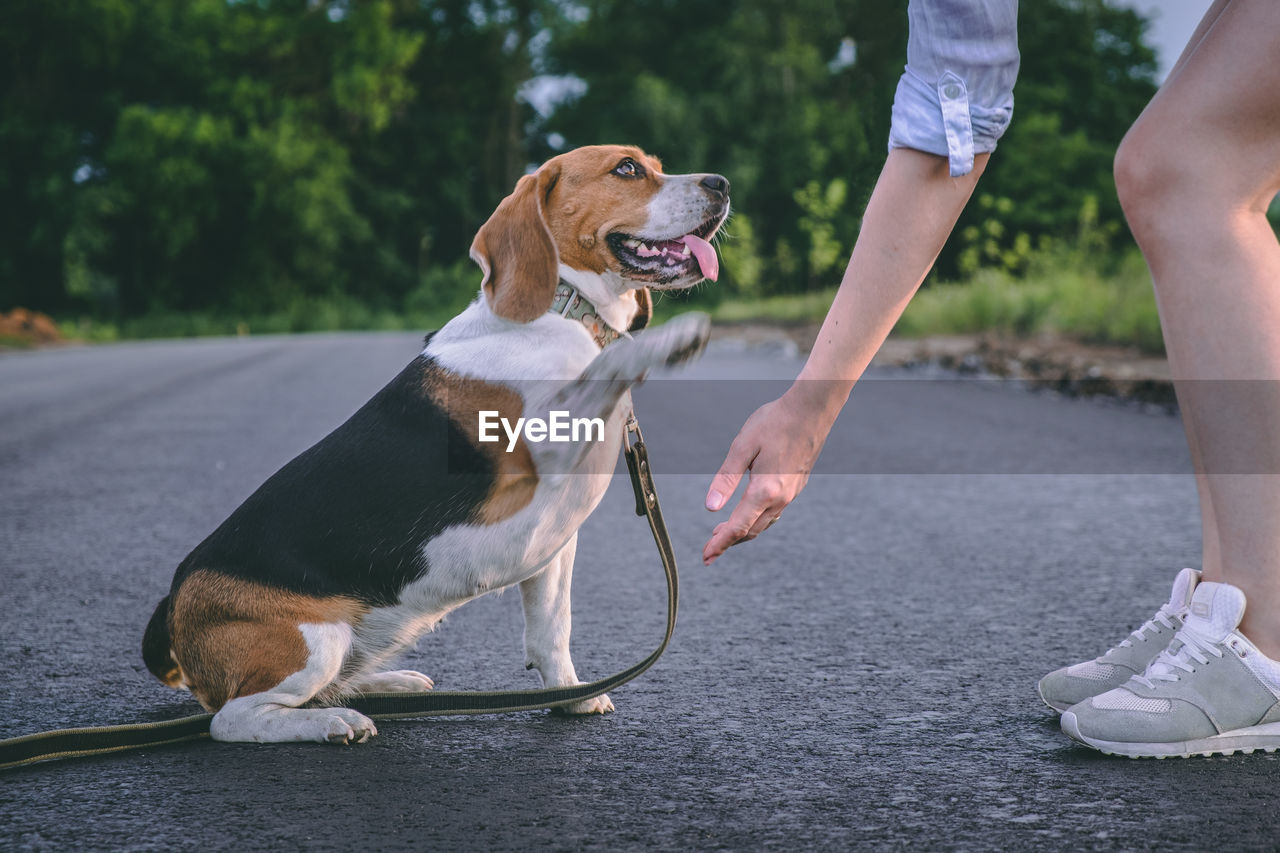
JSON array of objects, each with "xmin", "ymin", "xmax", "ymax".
[
  {"xmin": 1133, "ymin": 628, "xmax": 1224, "ymax": 689},
  {"xmin": 1115, "ymin": 603, "xmax": 1179, "ymax": 650}
]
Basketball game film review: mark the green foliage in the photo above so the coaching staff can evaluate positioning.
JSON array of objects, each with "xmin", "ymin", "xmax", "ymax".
[
  {"xmin": 0, "ymin": 0, "xmax": 512, "ymax": 320},
  {"xmin": 545, "ymin": 0, "xmax": 888, "ymax": 294},
  {"xmin": 2, "ymin": 0, "xmax": 1166, "ymax": 346},
  {"xmin": 710, "ymin": 287, "xmax": 843, "ymax": 326},
  {"xmin": 895, "ymin": 245, "xmax": 1163, "ymax": 353},
  {"xmin": 948, "ymin": 0, "xmax": 1157, "ymax": 277},
  {"xmin": 546, "ymin": 0, "xmax": 1156, "ymax": 294},
  {"xmin": 61, "ymin": 258, "xmax": 481, "ymax": 341},
  {"xmin": 718, "ymin": 213, "xmax": 765, "ymax": 298},
  {"xmin": 713, "ymin": 237, "xmax": 1164, "ymax": 354},
  {"xmin": 794, "ymin": 179, "xmax": 849, "ymax": 278}
]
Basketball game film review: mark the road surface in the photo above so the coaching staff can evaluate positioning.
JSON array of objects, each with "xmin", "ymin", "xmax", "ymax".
[{"xmin": 1, "ymin": 331, "xmax": 1271, "ymax": 850}]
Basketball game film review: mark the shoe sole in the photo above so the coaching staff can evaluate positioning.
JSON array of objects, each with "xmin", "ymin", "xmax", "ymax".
[{"xmin": 1061, "ymin": 711, "xmax": 1280, "ymax": 758}]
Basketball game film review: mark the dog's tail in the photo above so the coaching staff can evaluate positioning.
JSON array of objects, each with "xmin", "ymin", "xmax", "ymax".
[{"xmin": 142, "ymin": 595, "xmax": 184, "ymax": 687}]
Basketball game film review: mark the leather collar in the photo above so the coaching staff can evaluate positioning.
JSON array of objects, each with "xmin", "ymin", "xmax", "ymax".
[{"xmin": 548, "ymin": 281, "xmax": 626, "ymax": 348}]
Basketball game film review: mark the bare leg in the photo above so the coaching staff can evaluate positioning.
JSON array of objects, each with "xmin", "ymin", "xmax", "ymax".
[
  {"xmin": 1114, "ymin": 0, "xmax": 1280, "ymax": 654},
  {"xmin": 1143, "ymin": 0, "xmax": 1233, "ymax": 579}
]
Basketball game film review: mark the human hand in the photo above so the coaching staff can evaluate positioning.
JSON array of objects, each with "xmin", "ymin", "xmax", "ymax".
[{"xmin": 702, "ymin": 385, "xmax": 838, "ymax": 565}]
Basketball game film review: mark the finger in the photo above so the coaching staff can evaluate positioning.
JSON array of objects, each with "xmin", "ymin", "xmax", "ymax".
[
  {"xmin": 706, "ymin": 437, "xmax": 758, "ymax": 512},
  {"xmin": 745, "ymin": 505, "xmax": 783, "ymax": 539},
  {"xmin": 702, "ymin": 522, "xmax": 741, "ymax": 566},
  {"xmin": 702, "ymin": 483, "xmax": 773, "ymax": 564},
  {"xmin": 702, "ymin": 516, "xmax": 761, "ymax": 566}
]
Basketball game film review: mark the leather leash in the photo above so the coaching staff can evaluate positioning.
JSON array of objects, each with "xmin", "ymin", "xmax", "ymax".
[{"xmin": 0, "ymin": 413, "xmax": 676, "ymax": 770}]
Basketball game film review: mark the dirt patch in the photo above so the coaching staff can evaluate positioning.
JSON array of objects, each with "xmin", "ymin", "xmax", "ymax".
[{"xmin": 0, "ymin": 308, "xmax": 64, "ymax": 348}]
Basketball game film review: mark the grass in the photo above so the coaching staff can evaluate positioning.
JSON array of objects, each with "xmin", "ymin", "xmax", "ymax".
[
  {"xmin": 707, "ymin": 288, "xmax": 845, "ymax": 326},
  {"xmin": 60, "ymin": 298, "xmax": 464, "ymax": 344},
  {"xmin": 0, "ymin": 334, "xmax": 37, "ymax": 349},
  {"xmin": 58, "ymin": 260, "xmax": 481, "ymax": 344},
  {"xmin": 711, "ymin": 247, "xmax": 1165, "ymax": 354}
]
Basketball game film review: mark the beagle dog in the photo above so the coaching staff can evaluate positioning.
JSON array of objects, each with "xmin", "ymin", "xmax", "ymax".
[{"xmin": 142, "ymin": 145, "xmax": 730, "ymax": 745}]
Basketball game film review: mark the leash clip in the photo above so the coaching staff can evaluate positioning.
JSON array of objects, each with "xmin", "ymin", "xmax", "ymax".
[{"xmin": 623, "ymin": 412, "xmax": 655, "ymax": 517}]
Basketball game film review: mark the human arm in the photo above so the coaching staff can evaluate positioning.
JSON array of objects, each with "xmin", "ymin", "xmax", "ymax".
[
  {"xmin": 701, "ymin": 147, "xmax": 989, "ymax": 564},
  {"xmin": 701, "ymin": 0, "xmax": 1020, "ymax": 565}
]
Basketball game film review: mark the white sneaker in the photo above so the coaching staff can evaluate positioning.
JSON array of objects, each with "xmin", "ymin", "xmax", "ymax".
[
  {"xmin": 1062, "ymin": 581, "xmax": 1280, "ymax": 758},
  {"xmin": 1037, "ymin": 568, "xmax": 1200, "ymax": 712}
]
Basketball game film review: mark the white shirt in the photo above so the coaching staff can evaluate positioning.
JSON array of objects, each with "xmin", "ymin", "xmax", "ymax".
[{"xmin": 889, "ymin": 0, "xmax": 1021, "ymax": 177}]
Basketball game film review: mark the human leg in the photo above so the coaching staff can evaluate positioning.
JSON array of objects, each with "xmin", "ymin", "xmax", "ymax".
[
  {"xmin": 1113, "ymin": 0, "xmax": 1280, "ymax": 657},
  {"xmin": 1061, "ymin": 0, "xmax": 1280, "ymax": 755}
]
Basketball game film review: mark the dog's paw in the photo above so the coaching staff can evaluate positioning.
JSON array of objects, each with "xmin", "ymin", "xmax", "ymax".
[
  {"xmin": 640, "ymin": 312, "xmax": 710, "ymax": 370},
  {"xmin": 211, "ymin": 703, "xmax": 379, "ymax": 744},
  {"xmin": 580, "ymin": 313, "xmax": 709, "ymax": 389},
  {"xmin": 350, "ymin": 670, "xmax": 434, "ymax": 693},
  {"xmin": 554, "ymin": 693, "xmax": 615, "ymax": 716},
  {"xmin": 320, "ymin": 708, "xmax": 378, "ymax": 745}
]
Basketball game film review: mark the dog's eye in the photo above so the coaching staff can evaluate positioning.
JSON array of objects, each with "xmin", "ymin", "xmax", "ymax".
[{"xmin": 612, "ymin": 159, "xmax": 643, "ymax": 179}]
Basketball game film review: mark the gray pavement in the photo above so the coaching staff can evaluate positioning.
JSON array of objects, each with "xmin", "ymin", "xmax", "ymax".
[{"xmin": 0, "ymin": 331, "xmax": 1272, "ymax": 851}]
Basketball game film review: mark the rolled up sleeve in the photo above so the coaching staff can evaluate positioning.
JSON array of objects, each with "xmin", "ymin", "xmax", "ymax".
[{"xmin": 888, "ymin": 0, "xmax": 1020, "ymax": 177}]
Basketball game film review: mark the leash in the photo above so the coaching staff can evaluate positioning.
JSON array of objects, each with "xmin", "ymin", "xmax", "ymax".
[{"xmin": 0, "ymin": 413, "xmax": 676, "ymax": 771}]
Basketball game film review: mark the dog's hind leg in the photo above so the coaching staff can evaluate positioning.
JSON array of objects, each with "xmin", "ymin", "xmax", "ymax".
[
  {"xmin": 345, "ymin": 670, "xmax": 434, "ymax": 693},
  {"xmin": 208, "ymin": 621, "xmax": 378, "ymax": 745},
  {"xmin": 520, "ymin": 534, "xmax": 613, "ymax": 715}
]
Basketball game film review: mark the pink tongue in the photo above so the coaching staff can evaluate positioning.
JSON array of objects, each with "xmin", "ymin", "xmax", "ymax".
[{"xmin": 679, "ymin": 234, "xmax": 719, "ymax": 281}]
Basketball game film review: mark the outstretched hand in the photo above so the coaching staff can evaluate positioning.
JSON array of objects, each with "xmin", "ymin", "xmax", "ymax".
[
  {"xmin": 699, "ymin": 150, "xmax": 988, "ymax": 564},
  {"xmin": 702, "ymin": 387, "xmax": 836, "ymax": 565}
]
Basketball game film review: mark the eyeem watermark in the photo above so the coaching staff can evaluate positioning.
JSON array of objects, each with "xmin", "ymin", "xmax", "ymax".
[{"xmin": 478, "ymin": 410, "xmax": 606, "ymax": 452}]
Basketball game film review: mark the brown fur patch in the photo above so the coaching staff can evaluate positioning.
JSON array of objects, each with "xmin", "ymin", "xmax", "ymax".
[
  {"xmin": 630, "ymin": 287, "xmax": 652, "ymax": 332},
  {"xmin": 543, "ymin": 146, "xmax": 665, "ymax": 274},
  {"xmin": 169, "ymin": 570, "xmax": 366, "ymax": 711},
  {"xmin": 156, "ymin": 655, "xmax": 184, "ymax": 688},
  {"xmin": 472, "ymin": 168, "xmax": 562, "ymax": 323},
  {"xmin": 471, "ymin": 145, "xmax": 664, "ymax": 325},
  {"xmin": 421, "ymin": 365, "xmax": 539, "ymax": 525}
]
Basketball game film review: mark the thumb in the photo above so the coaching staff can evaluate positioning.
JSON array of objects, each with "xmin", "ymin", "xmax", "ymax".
[{"xmin": 706, "ymin": 437, "xmax": 756, "ymax": 511}]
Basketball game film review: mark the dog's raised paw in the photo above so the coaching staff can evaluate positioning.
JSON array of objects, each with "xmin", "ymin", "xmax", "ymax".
[{"xmin": 649, "ymin": 312, "xmax": 710, "ymax": 369}]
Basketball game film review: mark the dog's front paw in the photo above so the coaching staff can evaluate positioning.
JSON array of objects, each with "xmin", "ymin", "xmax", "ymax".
[
  {"xmin": 554, "ymin": 693, "xmax": 614, "ymax": 716},
  {"xmin": 581, "ymin": 313, "xmax": 710, "ymax": 389},
  {"xmin": 641, "ymin": 312, "xmax": 710, "ymax": 369},
  {"xmin": 321, "ymin": 708, "xmax": 378, "ymax": 745}
]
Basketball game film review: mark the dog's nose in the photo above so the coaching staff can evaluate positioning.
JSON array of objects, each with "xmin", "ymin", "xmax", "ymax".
[{"xmin": 700, "ymin": 174, "xmax": 730, "ymax": 196}]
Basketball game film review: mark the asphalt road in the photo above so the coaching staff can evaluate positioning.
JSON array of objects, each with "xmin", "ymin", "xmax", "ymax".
[{"xmin": 1, "ymin": 331, "xmax": 1274, "ymax": 851}]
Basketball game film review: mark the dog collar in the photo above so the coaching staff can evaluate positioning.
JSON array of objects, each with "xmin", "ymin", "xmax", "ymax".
[{"xmin": 548, "ymin": 281, "xmax": 625, "ymax": 348}]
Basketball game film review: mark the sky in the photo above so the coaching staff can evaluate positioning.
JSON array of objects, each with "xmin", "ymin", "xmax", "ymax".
[{"xmin": 1109, "ymin": 0, "xmax": 1214, "ymax": 79}]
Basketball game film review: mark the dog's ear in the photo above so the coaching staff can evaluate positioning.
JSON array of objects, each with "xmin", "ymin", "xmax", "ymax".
[
  {"xmin": 471, "ymin": 165, "xmax": 561, "ymax": 323},
  {"xmin": 629, "ymin": 287, "xmax": 652, "ymax": 332}
]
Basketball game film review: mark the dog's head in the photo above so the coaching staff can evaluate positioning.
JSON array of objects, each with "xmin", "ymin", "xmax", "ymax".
[{"xmin": 470, "ymin": 144, "xmax": 729, "ymax": 327}]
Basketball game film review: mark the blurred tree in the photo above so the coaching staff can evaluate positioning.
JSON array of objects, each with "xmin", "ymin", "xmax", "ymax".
[
  {"xmin": 952, "ymin": 0, "xmax": 1158, "ymax": 276},
  {"xmin": 2, "ymin": 0, "xmax": 422, "ymax": 316},
  {"xmin": 0, "ymin": 0, "xmax": 144, "ymax": 314},
  {"xmin": 545, "ymin": 0, "xmax": 1157, "ymax": 292},
  {"xmin": 544, "ymin": 0, "xmax": 901, "ymax": 295},
  {"xmin": 352, "ymin": 0, "xmax": 561, "ymax": 310},
  {"xmin": 0, "ymin": 0, "xmax": 1162, "ymax": 321}
]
